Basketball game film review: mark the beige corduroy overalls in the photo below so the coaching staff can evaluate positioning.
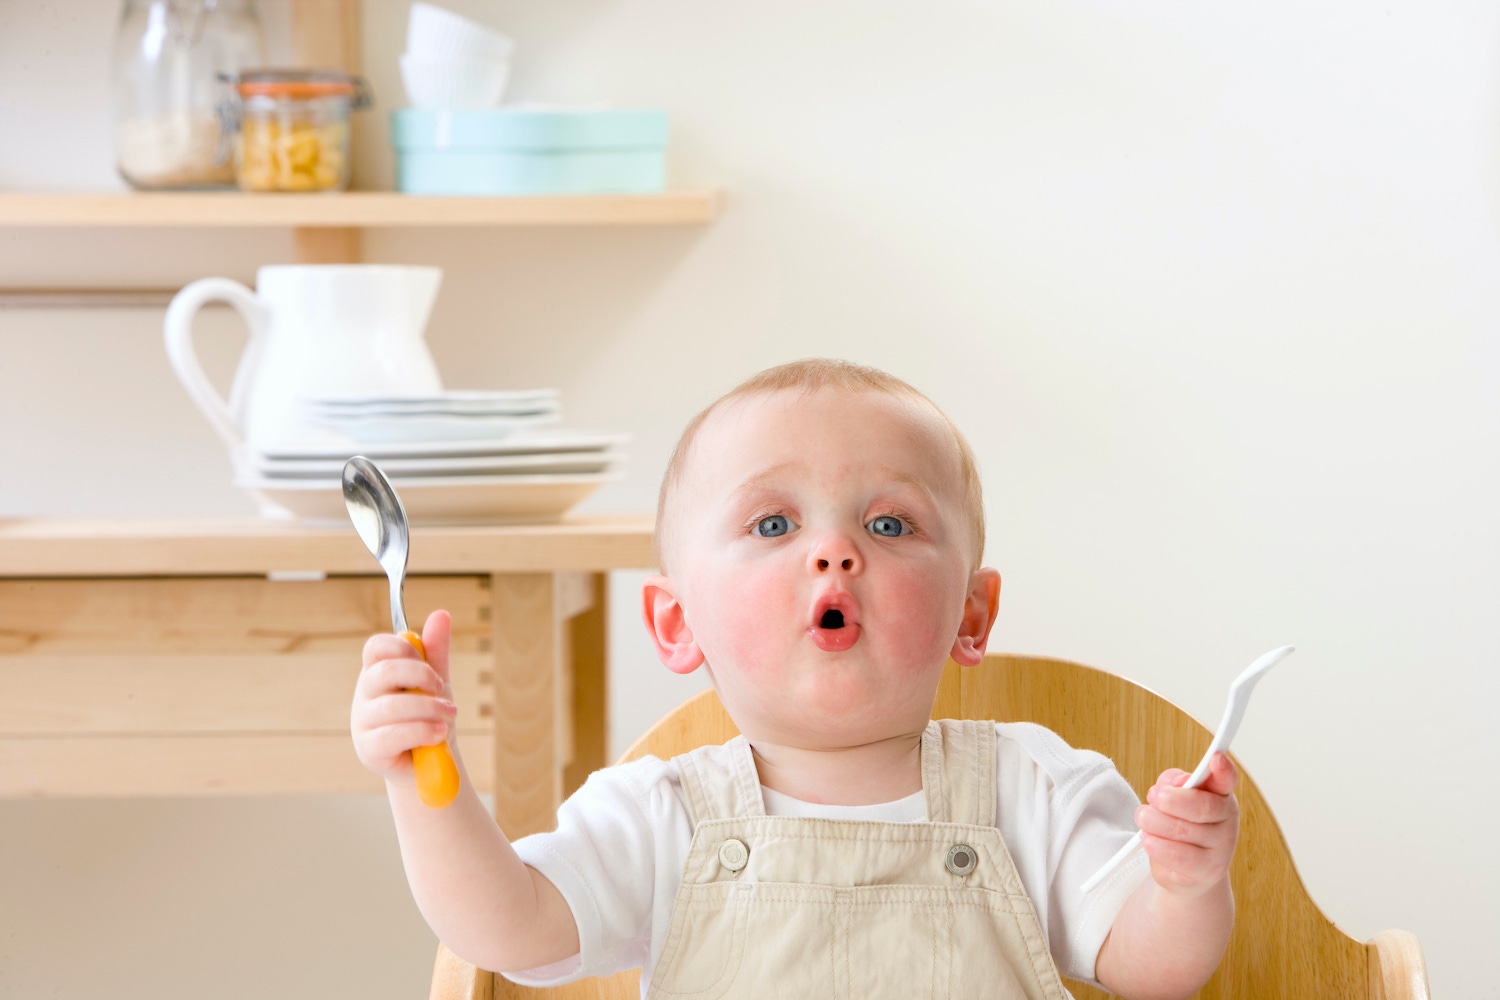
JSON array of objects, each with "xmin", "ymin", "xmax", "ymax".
[{"xmin": 644, "ymin": 719, "xmax": 1076, "ymax": 1000}]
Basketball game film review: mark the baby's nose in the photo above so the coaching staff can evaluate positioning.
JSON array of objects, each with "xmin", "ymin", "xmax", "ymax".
[{"xmin": 809, "ymin": 536, "xmax": 861, "ymax": 574}]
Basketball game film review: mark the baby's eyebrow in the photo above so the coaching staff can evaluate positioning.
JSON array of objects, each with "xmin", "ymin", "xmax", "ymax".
[
  {"xmin": 727, "ymin": 461, "xmax": 804, "ymax": 505},
  {"xmin": 879, "ymin": 466, "xmax": 938, "ymax": 505},
  {"xmin": 726, "ymin": 463, "xmax": 938, "ymax": 506}
]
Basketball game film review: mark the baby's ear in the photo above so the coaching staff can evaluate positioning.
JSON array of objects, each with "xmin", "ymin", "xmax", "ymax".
[
  {"xmin": 950, "ymin": 568, "xmax": 1001, "ymax": 667},
  {"xmin": 641, "ymin": 575, "xmax": 706, "ymax": 675}
]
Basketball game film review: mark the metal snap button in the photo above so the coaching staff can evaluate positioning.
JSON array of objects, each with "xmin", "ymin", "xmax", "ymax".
[
  {"xmin": 718, "ymin": 838, "xmax": 749, "ymax": 872},
  {"xmin": 945, "ymin": 843, "xmax": 977, "ymax": 877}
]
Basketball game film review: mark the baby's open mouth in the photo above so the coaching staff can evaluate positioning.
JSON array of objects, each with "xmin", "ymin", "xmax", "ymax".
[{"xmin": 809, "ymin": 594, "xmax": 860, "ymax": 652}]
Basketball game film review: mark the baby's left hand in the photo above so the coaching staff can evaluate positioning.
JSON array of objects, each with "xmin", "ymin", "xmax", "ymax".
[{"xmin": 1136, "ymin": 752, "xmax": 1240, "ymax": 897}]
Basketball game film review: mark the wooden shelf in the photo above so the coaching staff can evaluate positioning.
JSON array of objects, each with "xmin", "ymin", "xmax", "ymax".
[{"xmin": 0, "ymin": 190, "xmax": 723, "ymax": 228}]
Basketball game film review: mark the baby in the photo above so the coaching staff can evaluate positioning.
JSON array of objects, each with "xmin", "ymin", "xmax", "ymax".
[{"xmin": 352, "ymin": 359, "xmax": 1239, "ymax": 999}]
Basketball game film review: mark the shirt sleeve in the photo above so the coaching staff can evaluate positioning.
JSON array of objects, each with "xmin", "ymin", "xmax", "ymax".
[
  {"xmin": 499, "ymin": 757, "xmax": 673, "ymax": 987},
  {"xmin": 996, "ymin": 722, "xmax": 1151, "ymax": 987}
]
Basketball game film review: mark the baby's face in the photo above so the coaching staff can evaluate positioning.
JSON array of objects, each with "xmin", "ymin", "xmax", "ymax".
[{"xmin": 645, "ymin": 389, "xmax": 999, "ymax": 750}]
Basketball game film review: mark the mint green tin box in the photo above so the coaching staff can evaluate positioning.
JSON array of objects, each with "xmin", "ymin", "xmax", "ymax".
[{"xmin": 390, "ymin": 109, "xmax": 668, "ymax": 195}]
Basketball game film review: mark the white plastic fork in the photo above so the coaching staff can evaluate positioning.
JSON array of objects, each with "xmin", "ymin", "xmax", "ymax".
[{"xmin": 1078, "ymin": 645, "xmax": 1296, "ymax": 895}]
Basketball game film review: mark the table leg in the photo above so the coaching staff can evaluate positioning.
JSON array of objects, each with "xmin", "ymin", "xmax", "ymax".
[
  {"xmin": 487, "ymin": 571, "xmax": 610, "ymax": 838},
  {"xmin": 489, "ymin": 572, "xmax": 563, "ymax": 839},
  {"xmin": 564, "ymin": 573, "xmax": 609, "ymax": 796}
]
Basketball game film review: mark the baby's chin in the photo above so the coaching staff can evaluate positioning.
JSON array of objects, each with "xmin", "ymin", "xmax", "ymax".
[
  {"xmin": 739, "ymin": 669, "xmax": 934, "ymax": 745},
  {"xmin": 747, "ymin": 709, "xmax": 925, "ymax": 752}
]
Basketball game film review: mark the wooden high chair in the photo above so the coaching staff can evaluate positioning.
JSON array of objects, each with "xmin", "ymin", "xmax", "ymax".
[{"xmin": 429, "ymin": 653, "xmax": 1432, "ymax": 1000}]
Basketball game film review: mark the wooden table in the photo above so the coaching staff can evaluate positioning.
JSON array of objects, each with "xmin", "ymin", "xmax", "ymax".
[{"xmin": 0, "ymin": 515, "xmax": 655, "ymax": 839}]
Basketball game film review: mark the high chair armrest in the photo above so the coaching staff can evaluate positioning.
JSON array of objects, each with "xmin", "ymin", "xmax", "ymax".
[
  {"xmin": 431, "ymin": 943, "xmax": 491, "ymax": 1000},
  {"xmin": 1368, "ymin": 929, "xmax": 1431, "ymax": 1000}
]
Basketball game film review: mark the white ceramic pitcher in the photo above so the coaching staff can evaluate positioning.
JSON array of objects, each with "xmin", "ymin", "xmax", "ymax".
[{"xmin": 164, "ymin": 265, "xmax": 445, "ymax": 453}]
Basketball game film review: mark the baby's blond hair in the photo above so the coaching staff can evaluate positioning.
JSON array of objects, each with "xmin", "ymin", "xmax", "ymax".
[{"xmin": 654, "ymin": 358, "xmax": 985, "ymax": 572}]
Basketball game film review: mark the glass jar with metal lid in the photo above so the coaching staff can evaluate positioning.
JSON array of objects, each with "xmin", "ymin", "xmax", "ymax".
[
  {"xmin": 112, "ymin": 0, "xmax": 264, "ymax": 189},
  {"xmin": 226, "ymin": 69, "xmax": 372, "ymax": 192}
]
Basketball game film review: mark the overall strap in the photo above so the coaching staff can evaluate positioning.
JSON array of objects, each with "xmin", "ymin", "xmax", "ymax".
[
  {"xmin": 673, "ymin": 735, "xmax": 767, "ymax": 824},
  {"xmin": 922, "ymin": 719, "xmax": 997, "ymax": 827}
]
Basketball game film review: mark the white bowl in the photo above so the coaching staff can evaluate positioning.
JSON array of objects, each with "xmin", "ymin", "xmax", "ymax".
[
  {"xmin": 407, "ymin": 2, "xmax": 515, "ymax": 63},
  {"xmin": 400, "ymin": 52, "xmax": 510, "ymax": 110}
]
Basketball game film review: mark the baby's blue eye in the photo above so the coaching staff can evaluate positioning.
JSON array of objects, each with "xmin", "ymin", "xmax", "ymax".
[
  {"xmin": 867, "ymin": 515, "xmax": 908, "ymax": 538},
  {"xmin": 754, "ymin": 514, "xmax": 793, "ymax": 537}
]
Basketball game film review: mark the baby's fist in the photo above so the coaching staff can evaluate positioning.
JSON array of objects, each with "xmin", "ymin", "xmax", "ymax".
[
  {"xmin": 1135, "ymin": 753, "xmax": 1240, "ymax": 896},
  {"xmin": 350, "ymin": 610, "xmax": 457, "ymax": 783}
]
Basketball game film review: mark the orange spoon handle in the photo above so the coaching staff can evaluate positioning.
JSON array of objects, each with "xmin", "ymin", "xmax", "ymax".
[{"xmin": 400, "ymin": 630, "xmax": 461, "ymax": 809}]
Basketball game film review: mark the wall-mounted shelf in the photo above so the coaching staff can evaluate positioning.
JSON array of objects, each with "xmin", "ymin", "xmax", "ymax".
[
  {"xmin": 0, "ymin": 190, "xmax": 723, "ymax": 228},
  {"xmin": 0, "ymin": 189, "xmax": 724, "ymax": 305}
]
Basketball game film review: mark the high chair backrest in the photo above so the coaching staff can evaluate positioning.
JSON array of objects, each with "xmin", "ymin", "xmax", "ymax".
[{"xmin": 431, "ymin": 653, "xmax": 1430, "ymax": 1000}]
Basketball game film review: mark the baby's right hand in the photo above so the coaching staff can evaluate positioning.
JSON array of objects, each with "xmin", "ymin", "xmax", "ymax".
[{"xmin": 351, "ymin": 610, "xmax": 458, "ymax": 784}]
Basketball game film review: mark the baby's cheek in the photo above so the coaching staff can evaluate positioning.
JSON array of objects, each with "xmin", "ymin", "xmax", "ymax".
[
  {"xmin": 873, "ymin": 564, "xmax": 963, "ymax": 664},
  {"xmin": 701, "ymin": 565, "xmax": 797, "ymax": 668}
]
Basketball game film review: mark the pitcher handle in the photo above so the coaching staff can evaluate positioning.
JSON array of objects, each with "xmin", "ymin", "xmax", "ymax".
[{"xmin": 164, "ymin": 278, "xmax": 269, "ymax": 453}]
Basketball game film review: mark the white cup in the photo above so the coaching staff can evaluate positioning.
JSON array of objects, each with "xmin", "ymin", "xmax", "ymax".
[
  {"xmin": 400, "ymin": 52, "xmax": 510, "ymax": 109},
  {"xmin": 407, "ymin": 2, "xmax": 514, "ymax": 63}
]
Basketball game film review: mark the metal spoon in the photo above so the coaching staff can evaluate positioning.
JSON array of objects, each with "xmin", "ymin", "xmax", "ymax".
[
  {"xmin": 343, "ymin": 455, "xmax": 460, "ymax": 809},
  {"xmin": 1079, "ymin": 645, "xmax": 1296, "ymax": 894}
]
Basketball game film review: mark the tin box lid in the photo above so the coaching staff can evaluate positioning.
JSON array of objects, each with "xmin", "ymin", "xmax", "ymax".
[{"xmin": 390, "ymin": 108, "xmax": 668, "ymax": 151}]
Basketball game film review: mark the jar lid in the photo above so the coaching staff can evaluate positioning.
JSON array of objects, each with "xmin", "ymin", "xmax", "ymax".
[{"xmin": 234, "ymin": 68, "xmax": 360, "ymax": 99}]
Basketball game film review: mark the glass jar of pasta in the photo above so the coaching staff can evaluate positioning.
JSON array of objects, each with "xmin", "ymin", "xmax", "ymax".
[{"xmin": 227, "ymin": 69, "xmax": 371, "ymax": 192}]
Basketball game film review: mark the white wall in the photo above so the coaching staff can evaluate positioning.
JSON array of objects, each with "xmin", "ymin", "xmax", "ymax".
[{"xmin": 2, "ymin": 1, "xmax": 1497, "ymax": 997}]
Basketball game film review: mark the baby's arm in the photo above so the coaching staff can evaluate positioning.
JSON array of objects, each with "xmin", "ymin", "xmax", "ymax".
[
  {"xmin": 1093, "ymin": 753, "xmax": 1238, "ymax": 1000},
  {"xmin": 352, "ymin": 611, "xmax": 580, "ymax": 972}
]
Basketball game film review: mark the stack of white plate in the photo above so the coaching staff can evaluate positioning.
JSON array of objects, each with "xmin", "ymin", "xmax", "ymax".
[
  {"xmin": 233, "ymin": 391, "xmax": 625, "ymax": 523},
  {"xmin": 297, "ymin": 389, "xmax": 561, "ymax": 443}
]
